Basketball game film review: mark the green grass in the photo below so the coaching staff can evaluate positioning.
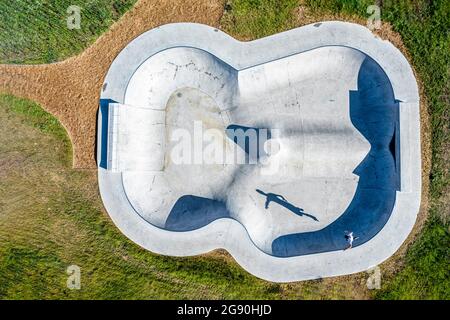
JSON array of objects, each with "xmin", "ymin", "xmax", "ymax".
[
  {"xmin": 302, "ymin": 0, "xmax": 450, "ymax": 300},
  {"xmin": 221, "ymin": 0, "xmax": 299, "ymax": 39},
  {"xmin": 375, "ymin": 216, "xmax": 449, "ymax": 299},
  {"xmin": 0, "ymin": 0, "xmax": 137, "ymax": 64},
  {"xmin": 1, "ymin": 95, "xmax": 72, "ymax": 149}
]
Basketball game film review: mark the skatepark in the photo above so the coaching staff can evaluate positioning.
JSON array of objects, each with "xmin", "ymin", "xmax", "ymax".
[{"xmin": 97, "ymin": 21, "xmax": 421, "ymax": 282}]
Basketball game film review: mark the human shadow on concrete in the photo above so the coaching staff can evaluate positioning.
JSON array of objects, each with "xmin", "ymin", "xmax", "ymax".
[
  {"xmin": 256, "ymin": 189, "xmax": 319, "ymax": 221},
  {"xmin": 156, "ymin": 55, "xmax": 399, "ymax": 248},
  {"xmin": 164, "ymin": 195, "xmax": 230, "ymax": 231},
  {"xmin": 271, "ymin": 56, "xmax": 400, "ymax": 257}
]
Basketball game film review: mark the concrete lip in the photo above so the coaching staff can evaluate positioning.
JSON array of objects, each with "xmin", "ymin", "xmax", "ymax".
[{"xmin": 98, "ymin": 21, "xmax": 421, "ymax": 282}]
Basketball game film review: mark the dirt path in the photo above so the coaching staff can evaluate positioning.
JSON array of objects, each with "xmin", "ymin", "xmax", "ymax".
[{"xmin": 0, "ymin": 0, "xmax": 226, "ymax": 168}]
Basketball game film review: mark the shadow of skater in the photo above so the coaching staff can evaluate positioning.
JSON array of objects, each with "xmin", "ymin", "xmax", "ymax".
[{"xmin": 256, "ymin": 189, "xmax": 319, "ymax": 221}]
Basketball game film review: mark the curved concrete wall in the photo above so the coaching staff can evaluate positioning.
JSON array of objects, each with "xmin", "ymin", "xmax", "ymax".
[{"xmin": 98, "ymin": 22, "xmax": 421, "ymax": 282}]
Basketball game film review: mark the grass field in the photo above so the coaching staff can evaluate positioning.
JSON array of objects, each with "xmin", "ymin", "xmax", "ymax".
[
  {"xmin": 0, "ymin": 0, "xmax": 137, "ymax": 63},
  {"xmin": 0, "ymin": 0, "xmax": 448, "ymax": 299}
]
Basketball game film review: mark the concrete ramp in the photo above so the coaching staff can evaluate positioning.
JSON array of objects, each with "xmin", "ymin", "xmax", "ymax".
[{"xmin": 107, "ymin": 103, "xmax": 165, "ymax": 172}]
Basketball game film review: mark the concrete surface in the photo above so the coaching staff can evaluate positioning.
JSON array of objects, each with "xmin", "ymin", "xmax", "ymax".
[{"xmin": 97, "ymin": 21, "xmax": 421, "ymax": 282}]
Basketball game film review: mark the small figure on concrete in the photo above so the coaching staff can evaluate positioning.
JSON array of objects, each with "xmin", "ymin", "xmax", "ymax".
[{"xmin": 344, "ymin": 231, "xmax": 358, "ymax": 250}]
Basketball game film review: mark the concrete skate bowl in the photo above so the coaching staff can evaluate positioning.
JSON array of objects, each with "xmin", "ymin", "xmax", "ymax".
[{"xmin": 97, "ymin": 22, "xmax": 421, "ymax": 282}]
